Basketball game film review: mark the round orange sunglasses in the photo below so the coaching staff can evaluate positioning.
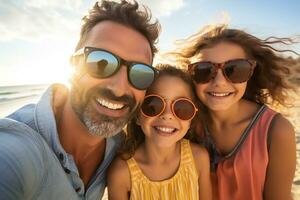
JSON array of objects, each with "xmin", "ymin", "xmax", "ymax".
[{"xmin": 141, "ymin": 94, "xmax": 198, "ymax": 121}]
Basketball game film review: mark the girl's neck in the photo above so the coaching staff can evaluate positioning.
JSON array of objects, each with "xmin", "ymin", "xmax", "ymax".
[
  {"xmin": 207, "ymin": 99, "xmax": 255, "ymax": 129},
  {"xmin": 209, "ymin": 102, "xmax": 241, "ymax": 124},
  {"xmin": 141, "ymin": 139, "xmax": 180, "ymax": 164}
]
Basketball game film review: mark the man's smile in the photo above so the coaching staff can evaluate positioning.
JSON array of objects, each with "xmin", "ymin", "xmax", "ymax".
[{"xmin": 93, "ymin": 97, "xmax": 130, "ymax": 118}]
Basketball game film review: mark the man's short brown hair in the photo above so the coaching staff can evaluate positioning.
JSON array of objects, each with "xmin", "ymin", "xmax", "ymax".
[{"xmin": 75, "ymin": 0, "xmax": 160, "ymax": 57}]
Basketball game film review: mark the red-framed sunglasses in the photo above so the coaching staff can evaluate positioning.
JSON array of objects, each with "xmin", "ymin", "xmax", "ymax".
[
  {"xmin": 141, "ymin": 94, "xmax": 198, "ymax": 121},
  {"xmin": 188, "ymin": 58, "xmax": 256, "ymax": 84}
]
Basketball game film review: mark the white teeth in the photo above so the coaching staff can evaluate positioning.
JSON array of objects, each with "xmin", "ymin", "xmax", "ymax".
[
  {"xmin": 96, "ymin": 98, "xmax": 125, "ymax": 110},
  {"xmin": 156, "ymin": 126, "xmax": 176, "ymax": 133},
  {"xmin": 209, "ymin": 92, "xmax": 231, "ymax": 97}
]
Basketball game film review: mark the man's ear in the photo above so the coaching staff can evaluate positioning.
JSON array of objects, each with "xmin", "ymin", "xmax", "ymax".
[
  {"xmin": 70, "ymin": 54, "xmax": 86, "ymax": 80},
  {"xmin": 70, "ymin": 56, "xmax": 84, "ymax": 69},
  {"xmin": 70, "ymin": 55, "xmax": 76, "ymax": 66},
  {"xmin": 136, "ymin": 115, "xmax": 141, "ymax": 126}
]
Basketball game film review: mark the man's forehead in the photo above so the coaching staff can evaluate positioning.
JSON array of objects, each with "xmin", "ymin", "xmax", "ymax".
[{"xmin": 84, "ymin": 21, "xmax": 152, "ymax": 64}]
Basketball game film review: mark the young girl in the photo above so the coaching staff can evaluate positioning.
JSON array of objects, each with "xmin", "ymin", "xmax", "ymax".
[
  {"xmin": 170, "ymin": 25, "xmax": 297, "ymax": 200},
  {"xmin": 107, "ymin": 64, "xmax": 212, "ymax": 200}
]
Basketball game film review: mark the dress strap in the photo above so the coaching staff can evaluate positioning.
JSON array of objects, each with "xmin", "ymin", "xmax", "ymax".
[
  {"xmin": 222, "ymin": 105, "xmax": 267, "ymax": 159},
  {"xmin": 180, "ymin": 139, "xmax": 196, "ymax": 167},
  {"xmin": 127, "ymin": 158, "xmax": 143, "ymax": 182},
  {"xmin": 206, "ymin": 105, "xmax": 268, "ymax": 168},
  {"xmin": 180, "ymin": 139, "xmax": 189, "ymax": 164},
  {"xmin": 127, "ymin": 139, "xmax": 192, "ymax": 183}
]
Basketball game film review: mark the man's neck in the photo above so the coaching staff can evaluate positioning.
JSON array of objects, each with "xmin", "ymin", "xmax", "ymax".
[{"xmin": 57, "ymin": 98, "xmax": 106, "ymax": 187}]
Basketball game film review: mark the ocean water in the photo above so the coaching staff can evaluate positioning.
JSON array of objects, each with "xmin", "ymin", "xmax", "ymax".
[
  {"xmin": 0, "ymin": 84, "xmax": 49, "ymax": 117},
  {"xmin": 0, "ymin": 84, "xmax": 49, "ymax": 103}
]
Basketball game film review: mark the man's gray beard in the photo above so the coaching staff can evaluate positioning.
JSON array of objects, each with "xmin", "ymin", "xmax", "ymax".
[
  {"xmin": 81, "ymin": 103, "xmax": 134, "ymax": 138},
  {"xmin": 69, "ymin": 83, "xmax": 137, "ymax": 138}
]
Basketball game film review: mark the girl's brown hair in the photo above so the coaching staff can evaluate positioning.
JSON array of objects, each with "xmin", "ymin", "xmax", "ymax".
[
  {"xmin": 118, "ymin": 64, "xmax": 201, "ymax": 159},
  {"xmin": 169, "ymin": 24, "xmax": 299, "ymax": 108}
]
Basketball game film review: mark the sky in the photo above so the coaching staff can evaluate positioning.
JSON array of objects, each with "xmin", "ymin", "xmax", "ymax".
[{"xmin": 0, "ymin": 0, "xmax": 300, "ymax": 86}]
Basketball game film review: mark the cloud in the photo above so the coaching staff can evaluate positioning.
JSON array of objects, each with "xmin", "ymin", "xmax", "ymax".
[
  {"xmin": 0, "ymin": 0, "xmax": 185, "ymax": 42},
  {"xmin": 138, "ymin": 0, "xmax": 185, "ymax": 16},
  {"xmin": 213, "ymin": 10, "xmax": 231, "ymax": 24},
  {"xmin": 24, "ymin": 0, "xmax": 83, "ymax": 9},
  {"xmin": 0, "ymin": 0, "xmax": 87, "ymax": 42}
]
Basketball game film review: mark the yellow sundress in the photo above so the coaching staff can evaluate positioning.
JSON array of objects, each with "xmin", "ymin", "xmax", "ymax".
[{"xmin": 127, "ymin": 139, "xmax": 199, "ymax": 200}]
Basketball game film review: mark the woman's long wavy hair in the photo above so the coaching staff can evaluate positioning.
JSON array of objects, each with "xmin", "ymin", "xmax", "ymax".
[
  {"xmin": 118, "ymin": 64, "xmax": 202, "ymax": 160},
  {"xmin": 168, "ymin": 24, "xmax": 299, "ymax": 108}
]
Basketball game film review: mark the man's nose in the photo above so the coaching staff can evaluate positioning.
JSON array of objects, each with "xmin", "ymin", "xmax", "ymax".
[{"xmin": 106, "ymin": 65, "xmax": 131, "ymax": 97}]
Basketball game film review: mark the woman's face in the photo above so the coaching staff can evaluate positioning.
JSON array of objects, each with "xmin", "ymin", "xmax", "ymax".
[{"xmin": 192, "ymin": 42, "xmax": 248, "ymax": 112}]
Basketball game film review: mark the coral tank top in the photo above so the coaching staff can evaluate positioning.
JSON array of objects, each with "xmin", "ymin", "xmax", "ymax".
[{"xmin": 207, "ymin": 105, "xmax": 277, "ymax": 200}]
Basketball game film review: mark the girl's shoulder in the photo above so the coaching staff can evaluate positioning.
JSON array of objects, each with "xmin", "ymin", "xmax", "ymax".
[
  {"xmin": 189, "ymin": 142, "xmax": 208, "ymax": 156},
  {"xmin": 268, "ymin": 113, "xmax": 295, "ymax": 143},
  {"xmin": 107, "ymin": 156, "xmax": 131, "ymax": 191},
  {"xmin": 241, "ymin": 103, "xmax": 294, "ymax": 149},
  {"xmin": 108, "ymin": 156, "xmax": 129, "ymax": 172},
  {"xmin": 263, "ymin": 112, "xmax": 296, "ymax": 197},
  {"xmin": 189, "ymin": 142, "xmax": 210, "ymax": 172}
]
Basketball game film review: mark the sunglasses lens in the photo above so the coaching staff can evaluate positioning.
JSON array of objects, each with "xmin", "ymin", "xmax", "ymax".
[
  {"xmin": 174, "ymin": 99, "xmax": 196, "ymax": 120},
  {"xmin": 192, "ymin": 62, "xmax": 215, "ymax": 83},
  {"xmin": 141, "ymin": 96, "xmax": 164, "ymax": 117},
  {"xmin": 86, "ymin": 50, "xmax": 119, "ymax": 78},
  {"xmin": 130, "ymin": 64, "xmax": 156, "ymax": 90},
  {"xmin": 224, "ymin": 60, "xmax": 253, "ymax": 83}
]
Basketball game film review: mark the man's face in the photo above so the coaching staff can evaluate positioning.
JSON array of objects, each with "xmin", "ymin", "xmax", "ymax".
[{"xmin": 70, "ymin": 21, "xmax": 152, "ymax": 138}]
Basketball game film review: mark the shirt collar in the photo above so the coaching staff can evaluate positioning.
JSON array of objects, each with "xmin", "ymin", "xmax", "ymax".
[
  {"xmin": 34, "ymin": 84, "xmax": 68, "ymax": 160},
  {"xmin": 34, "ymin": 84, "xmax": 122, "ymax": 170}
]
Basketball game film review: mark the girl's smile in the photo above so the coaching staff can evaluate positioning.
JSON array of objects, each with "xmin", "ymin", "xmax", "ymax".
[{"xmin": 153, "ymin": 125, "xmax": 178, "ymax": 136}]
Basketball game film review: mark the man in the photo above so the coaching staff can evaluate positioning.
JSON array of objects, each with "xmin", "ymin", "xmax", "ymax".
[{"xmin": 0, "ymin": 0, "xmax": 160, "ymax": 199}]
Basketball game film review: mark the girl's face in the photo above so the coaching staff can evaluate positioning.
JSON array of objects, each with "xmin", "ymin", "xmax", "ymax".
[
  {"xmin": 138, "ymin": 75, "xmax": 195, "ymax": 147},
  {"xmin": 192, "ymin": 42, "xmax": 248, "ymax": 112}
]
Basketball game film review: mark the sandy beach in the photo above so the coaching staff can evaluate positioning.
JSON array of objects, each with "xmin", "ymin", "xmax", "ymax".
[{"xmin": 0, "ymin": 95, "xmax": 299, "ymax": 199}]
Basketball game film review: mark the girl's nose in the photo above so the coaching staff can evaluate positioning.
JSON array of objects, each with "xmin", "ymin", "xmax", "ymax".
[
  {"xmin": 159, "ymin": 103, "xmax": 174, "ymax": 120},
  {"xmin": 212, "ymin": 69, "xmax": 228, "ymax": 85}
]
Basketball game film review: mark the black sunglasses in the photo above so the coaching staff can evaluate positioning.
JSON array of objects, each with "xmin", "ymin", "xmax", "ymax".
[
  {"xmin": 188, "ymin": 59, "xmax": 256, "ymax": 84},
  {"xmin": 72, "ymin": 46, "xmax": 158, "ymax": 90}
]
